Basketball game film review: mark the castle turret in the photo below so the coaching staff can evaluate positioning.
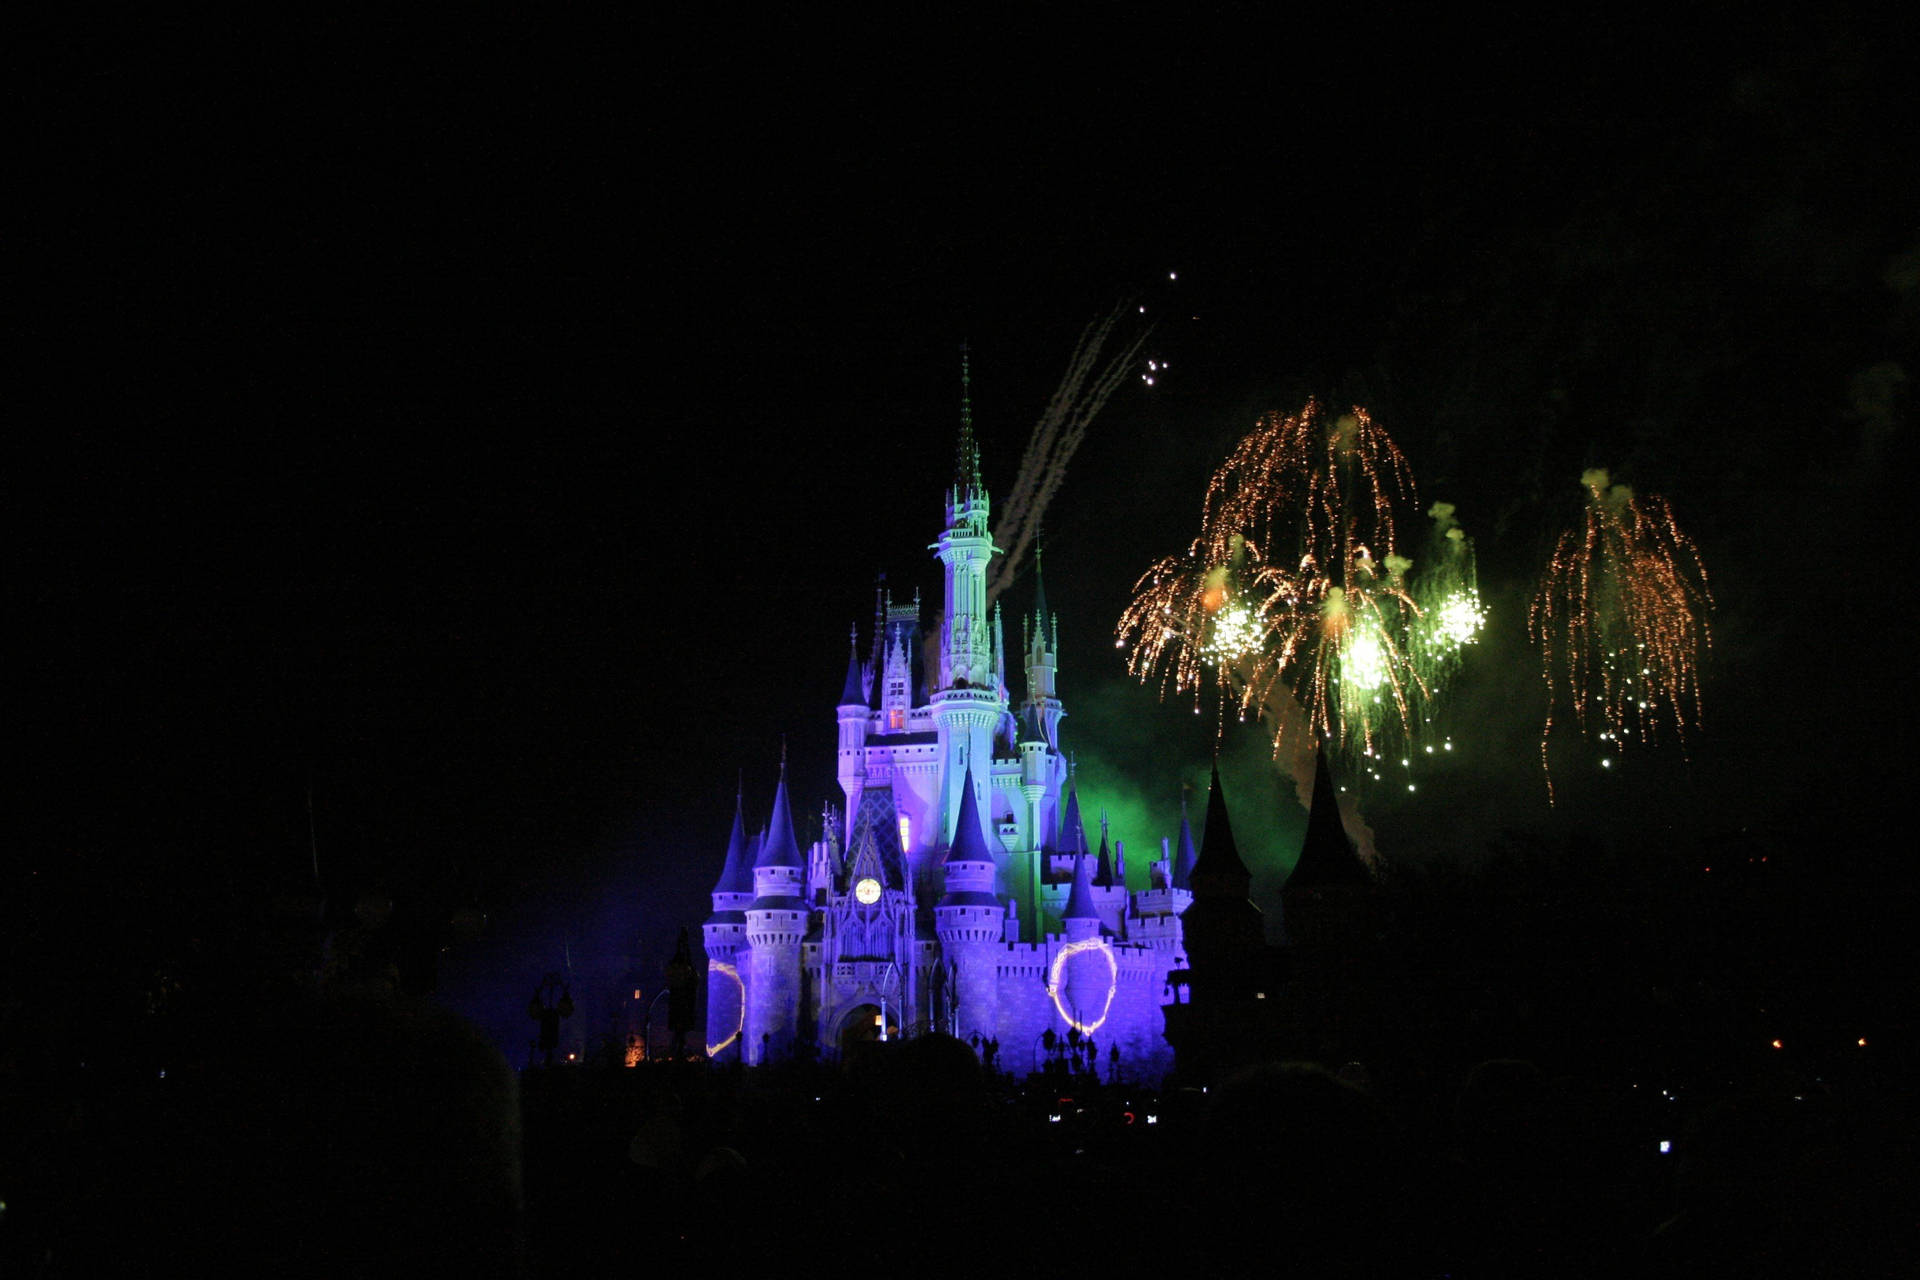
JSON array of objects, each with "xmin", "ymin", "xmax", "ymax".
[
  {"xmin": 935, "ymin": 760, "xmax": 1005, "ymax": 1043},
  {"xmin": 1178, "ymin": 765, "xmax": 1268, "ymax": 1005},
  {"xmin": 744, "ymin": 760, "xmax": 808, "ymax": 1063},
  {"xmin": 1163, "ymin": 766, "xmax": 1282, "ymax": 1080},
  {"xmin": 701, "ymin": 785, "xmax": 755, "ymax": 1060},
  {"xmin": 836, "ymin": 629, "xmax": 869, "ymax": 821},
  {"xmin": 1282, "ymin": 740, "xmax": 1374, "ymax": 951}
]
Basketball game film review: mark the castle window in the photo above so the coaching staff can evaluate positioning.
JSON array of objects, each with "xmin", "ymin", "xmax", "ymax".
[
  {"xmin": 889, "ymin": 708, "xmax": 905, "ymax": 730},
  {"xmin": 897, "ymin": 814, "xmax": 911, "ymax": 851}
]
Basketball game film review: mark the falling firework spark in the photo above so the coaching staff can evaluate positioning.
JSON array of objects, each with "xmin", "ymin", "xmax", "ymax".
[
  {"xmin": 1118, "ymin": 400, "xmax": 1434, "ymax": 764},
  {"xmin": 987, "ymin": 304, "xmax": 1150, "ymax": 605},
  {"xmin": 1529, "ymin": 469, "xmax": 1712, "ymax": 791}
]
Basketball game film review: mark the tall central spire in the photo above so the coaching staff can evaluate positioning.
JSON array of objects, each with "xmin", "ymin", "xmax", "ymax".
[{"xmin": 933, "ymin": 345, "xmax": 1003, "ymax": 855}]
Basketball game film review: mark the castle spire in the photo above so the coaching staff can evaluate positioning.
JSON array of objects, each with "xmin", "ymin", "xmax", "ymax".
[
  {"xmin": 755, "ymin": 752, "xmax": 804, "ymax": 870},
  {"xmin": 1172, "ymin": 785, "xmax": 1199, "ymax": 890},
  {"xmin": 1056, "ymin": 780, "xmax": 1088, "ymax": 859},
  {"xmin": 945, "ymin": 757, "xmax": 1002, "ymax": 866},
  {"xmin": 712, "ymin": 779, "xmax": 753, "ymax": 893},
  {"xmin": 1023, "ymin": 544, "xmax": 1063, "ymax": 749},
  {"xmin": 1288, "ymin": 745, "xmax": 1371, "ymax": 887},
  {"xmin": 838, "ymin": 625, "xmax": 866, "ymax": 707},
  {"xmin": 1061, "ymin": 853, "xmax": 1099, "ymax": 921},
  {"xmin": 956, "ymin": 342, "xmax": 982, "ymax": 496},
  {"xmin": 1190, "ymin": 763, "xmax": 1251, "ymax": 892}
]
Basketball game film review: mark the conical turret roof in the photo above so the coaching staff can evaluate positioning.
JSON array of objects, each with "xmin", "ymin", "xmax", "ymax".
[
  {"xmin": 713, "ymin": 786, "xmax": 755, "ymax": 895},
  {"xmin": 754, "ymin": 760, "xmax": 804, "ymax": 869},
  {"xmin": 1057, "ymin": 784, "xmax": 1088, "ymax": 857},
  {"xmin": 838, "ymin": 631, "xmax": 866, "ymax": 706},
  {"xmin": 1190, "ymin": 764, "xmax": 1251, "ymax": 891},
  {"xmin": 1287, "ymin": 746, "xmax": 1371, "ymax": 888},
  {"xmin": 945, "ymin": 761, "xmax": 999, "ymax": 866},
  {"xmin": 1172, "ymin": 792, "xmax": 1199, "ymax": 890},
  {"xmin": 1061, "ymin": 853, "xmax": 1099, "ymax": 921}
]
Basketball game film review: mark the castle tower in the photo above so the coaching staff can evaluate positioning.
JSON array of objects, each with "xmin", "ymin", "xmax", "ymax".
[
  {"xmin": 1180, "ymin": 764, "xmax": 1266, "ymax": 997},
  {"xmin": 935, "ymin": 759, "xmax": 1006, "ymax": 1043},
  {"xmin": 1163, "ymin": 765, "xmax": 1282, "ymax": 1080},
  {"xmin": 1278, "ymin": 746, "xmax": 1384, "ymax": 1063},
  {"xmin": 744, "ymin": 759, "xmax": 808, "ymax": 1063},
  {"xmin": 930, "ymin": 351, "xmax": 1004, "ymax": 847},
  {"xmin": 701, "ymin": 786, "xmax": 755, "ymax": 1061}
]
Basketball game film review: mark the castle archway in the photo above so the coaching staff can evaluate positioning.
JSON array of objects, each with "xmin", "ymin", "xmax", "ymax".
[{"xmin": 836, "ymin": 1002, "xmax": 898, "ymax": 1057}]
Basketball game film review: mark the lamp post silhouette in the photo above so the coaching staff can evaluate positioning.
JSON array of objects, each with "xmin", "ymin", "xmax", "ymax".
[
  {"xmin": 642, "ymin": 988, "xmax": 671, "ymax": 1062},
  {"xmin": 878, "ymin": 962, "xmax": 900, "ymax": 1042}
]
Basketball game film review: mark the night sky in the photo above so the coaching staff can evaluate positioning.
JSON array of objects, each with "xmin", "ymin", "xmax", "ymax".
[{"xmin": 19, "ymin": 8, "xmax": 1916, "ymax": 1049}]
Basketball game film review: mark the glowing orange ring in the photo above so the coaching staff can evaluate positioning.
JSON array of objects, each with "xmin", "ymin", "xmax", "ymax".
[
  {"xmin": 1046, "ymin": 938, "xmax": 1118, "ymax": 1034},
  {"xmin": 705, "ymin": 960, "xmax": 745, "ymax": 1057}
]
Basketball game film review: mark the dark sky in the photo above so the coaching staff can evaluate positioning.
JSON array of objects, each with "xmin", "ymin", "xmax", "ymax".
[{"xmin": 19, "ymin": 8, "xmax": 1917, "ymax": 1025}]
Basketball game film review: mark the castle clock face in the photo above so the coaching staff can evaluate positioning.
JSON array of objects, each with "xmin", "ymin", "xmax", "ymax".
[{"xmin": 854, "ymin": 877, "xmax": 881, "ymax": 905}]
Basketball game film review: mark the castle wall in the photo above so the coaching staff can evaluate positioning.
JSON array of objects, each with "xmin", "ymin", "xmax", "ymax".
[{"xmin": 978, "ymin": 940, "xmax": 1176, "ymax": 1082}]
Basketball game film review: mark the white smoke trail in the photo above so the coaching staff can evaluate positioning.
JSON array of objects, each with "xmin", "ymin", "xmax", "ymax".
[{"xmin": 987, "ymin": 305, "xmax": 1150, "ymax": 606}]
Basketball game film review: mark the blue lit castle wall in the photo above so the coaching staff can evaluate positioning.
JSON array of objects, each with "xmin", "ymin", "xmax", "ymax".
[{"xmin": 703, "ymin": 381, "xmax": 1191, "ymax": 1081}]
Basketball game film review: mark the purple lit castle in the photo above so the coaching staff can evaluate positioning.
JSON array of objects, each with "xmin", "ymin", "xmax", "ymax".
[{"xmin": 702, "ymin": 374, "xmax": 1199, "ymax": 1080}]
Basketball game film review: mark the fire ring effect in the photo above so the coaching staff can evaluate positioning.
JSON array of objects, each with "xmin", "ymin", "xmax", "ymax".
[{"xmin": 1047, "ymin": 938, "xmax": 1118, "ymax": 1034}]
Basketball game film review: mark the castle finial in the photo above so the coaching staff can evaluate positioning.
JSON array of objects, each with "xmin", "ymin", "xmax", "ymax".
[
  {"xmin": 957, "ymin": 342, "xmax": 981, "ymax": 493},
  {"xmin": 1032, "ymin": 542, "xmax": 1050, "ymax": 632}
]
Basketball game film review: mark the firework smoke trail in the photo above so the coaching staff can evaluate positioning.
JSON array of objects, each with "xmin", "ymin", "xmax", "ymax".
[
  {"xmin": 1118, "ymin": 400, "xmax": 1431, "ymax": 769},
  {"xmin": 1529, "ymin": 469, "xmax": 1713, "ymax": 794},
  {"xmin": 986, "ymin": 304, "xmax": 1151, "ymax": 606}
]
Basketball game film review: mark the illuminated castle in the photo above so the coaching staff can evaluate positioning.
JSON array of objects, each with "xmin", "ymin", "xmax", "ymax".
[{"xmin": 702, "ymin": 375, "xmax": 1193, "ymax": 1080}]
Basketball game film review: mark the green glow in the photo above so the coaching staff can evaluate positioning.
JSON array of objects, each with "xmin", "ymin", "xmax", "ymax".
[{"xmin": 1067, "ymin": 677, "xmax": 1305, "ymax": 907}]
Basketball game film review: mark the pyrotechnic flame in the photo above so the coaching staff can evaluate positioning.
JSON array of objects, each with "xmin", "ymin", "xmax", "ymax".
[{"xmin": 1530, "ymin": 469, "xmax": 1713, "ymax": 794}]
